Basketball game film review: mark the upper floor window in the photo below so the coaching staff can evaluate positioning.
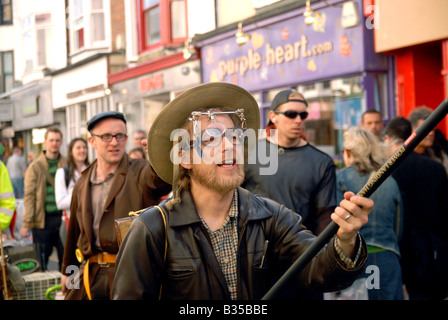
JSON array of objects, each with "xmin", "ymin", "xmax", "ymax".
[
  {"xmin": 69, "ymin": 0, "xmax": 106, "ymax": 52},
  {"xmin": 0, "ymin": 0, "xmax": 12, "ymax": 25},
  {"xmin": 22, "ymin": 13, "xmax": 52, "ymax": 74},
  {"xmin": 0, "ymin": 51, "xmax": 14, "ymax": 93},
  {"xmin": 73, "ymin": 0, "xmax": 85, "ymax": 49},
  {"xmin": 36, "ymin": 13, "xmax": 52, "ymax": 66},
  {"xmin": 137, "ymin": 0, "xmax": 187, "ymax": 53},
  {"xmin": 91, "ymin": 0, "xmax": 105, "ymax": 42},
  {"xmin": 143, "ymin": 0, "xmax": 160, "ymax": 47}
]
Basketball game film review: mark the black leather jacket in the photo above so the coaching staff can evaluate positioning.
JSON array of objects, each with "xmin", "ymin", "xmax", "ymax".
[{"xmin": 112, "ymin": 187, "xmax": 366, "ymax": 300}]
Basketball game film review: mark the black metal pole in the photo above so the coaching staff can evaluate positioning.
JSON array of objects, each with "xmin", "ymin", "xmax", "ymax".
[{"xmin": 262, "ymin": 98, "xmax": 448, "ymax": 300}]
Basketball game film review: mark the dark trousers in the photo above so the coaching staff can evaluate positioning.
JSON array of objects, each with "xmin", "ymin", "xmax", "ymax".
[{"xmin": 32, "ymin": 214, "xmax": 64, "ymax": 271}]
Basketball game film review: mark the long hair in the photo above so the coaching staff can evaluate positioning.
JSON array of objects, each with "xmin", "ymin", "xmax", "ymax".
[
  {"xmin": 67, "ymin": 137, "xmax": 90, "ymax": 182},
  {"xmin": 343, "ymin": 127, "xmax": 387, "ymax": 174}
]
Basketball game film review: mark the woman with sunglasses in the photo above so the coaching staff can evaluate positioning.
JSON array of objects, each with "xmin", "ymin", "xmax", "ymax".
[{"xmin": 243, "ymin": 89, "xmax": 338, "ymax": 300}]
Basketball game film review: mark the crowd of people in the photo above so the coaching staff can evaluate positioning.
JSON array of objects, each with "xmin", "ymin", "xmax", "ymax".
[{"xmin": 1, "ymin": 82, "xmax": 447, "ymax": 301}]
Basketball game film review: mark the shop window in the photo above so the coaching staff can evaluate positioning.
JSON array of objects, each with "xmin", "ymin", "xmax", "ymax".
[
  {"xmin": 303, "ymin": 83, "xmax": 315, "ymax": 91},
  {"xmin": 259, "ymin": 75, "xmax": 383, "ymax": 163},
  {"xmin": 302, "ymin": 76, "xmax": 364, "ymax": 161},
  {"xmin": 0, "ymin": 0, "xmax": 12, "ymax": 25},
  {"xmin": 373, "ymin": 73, "xmax": 389, "ymax": 120},
  {"xmin": 0, "ymin": 51, "xmax": 14, "ymax": 93},
  {"xmin": 137, "ymin": 0, "xmax": 187, "ymax": 53}
]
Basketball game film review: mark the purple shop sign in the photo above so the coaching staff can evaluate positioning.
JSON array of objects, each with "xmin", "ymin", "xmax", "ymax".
[{"xmin": 202, "ymin": 5, "xmax": 364, "ymax": 92}]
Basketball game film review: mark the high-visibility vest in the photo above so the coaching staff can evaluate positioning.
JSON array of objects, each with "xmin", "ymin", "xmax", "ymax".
[{"xmin": 0, "ymin": 160, "xmax": 15, "ymax": 231}]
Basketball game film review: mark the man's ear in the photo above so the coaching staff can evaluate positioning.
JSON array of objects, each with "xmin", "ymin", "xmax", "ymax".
[
  {"xmin": 88, "ymin": 135, "xmax": 97, "ymax": 148},
  {"xmin": 269, "ymin": 110, "xmax": 277, "ymax": 123},
  {"xmin": 179, "ymin": 149, "xmax": 192, "ymax": 170}
]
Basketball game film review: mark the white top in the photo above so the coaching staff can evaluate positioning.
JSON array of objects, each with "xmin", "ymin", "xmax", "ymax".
[{"xmin": 55, "ymin": 165, "xmax": 86, "ymax": 218}]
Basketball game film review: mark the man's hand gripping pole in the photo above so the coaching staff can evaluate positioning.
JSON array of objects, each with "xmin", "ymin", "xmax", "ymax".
[{"xmin": 262, "ymin": 98, "xmax": 448, "ymax": 300}]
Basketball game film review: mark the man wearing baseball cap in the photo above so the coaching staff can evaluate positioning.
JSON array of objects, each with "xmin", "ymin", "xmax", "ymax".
[
  {"xmin": 244, "ymin": 89, "xmax": 337, "ymax": 235},
  {"xmin": 61, "ymin": 111, "xmax": 171, "ymax": 300},
  {"xmin": 112, "ymin": 82, "xmax": 372, "ymax": 300},
  {"xmin": 242, "ymin": 89, "xmax": 337, "ymax": 299}
]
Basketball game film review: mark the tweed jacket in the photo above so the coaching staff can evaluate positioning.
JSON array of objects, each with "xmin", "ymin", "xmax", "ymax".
[{"xmin": 23, "ymin": 152, "xmax": 67, "ymax": 229}]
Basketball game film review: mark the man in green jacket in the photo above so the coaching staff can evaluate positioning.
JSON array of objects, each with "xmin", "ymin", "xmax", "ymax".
[{"xmin": 21, "ymin": 127, "xmax": 67, "ymax": 271}]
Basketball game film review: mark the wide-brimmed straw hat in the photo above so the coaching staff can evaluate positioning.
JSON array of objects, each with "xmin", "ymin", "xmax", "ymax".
[{"xmin": 148, "ymin": 82, "xmax": 260, "ymax": 185}]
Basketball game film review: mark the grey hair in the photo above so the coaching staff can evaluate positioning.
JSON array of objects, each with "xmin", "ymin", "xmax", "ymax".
[
  {"xmin": 408, "ymin": 106, "xmax": 432, "ymax": 129},
  {"xmin": 343, "ymin": 127, "xmax": 387, "ymax": 174}
]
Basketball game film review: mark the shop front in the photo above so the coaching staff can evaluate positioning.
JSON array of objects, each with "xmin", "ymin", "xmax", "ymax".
[
  {"xmin": 197, "ymin": 0, "xmax": 391, "ymax": 161},
  {"xmin": 109, "ymin": 55, "xmax": 201, "ymax": 152}
]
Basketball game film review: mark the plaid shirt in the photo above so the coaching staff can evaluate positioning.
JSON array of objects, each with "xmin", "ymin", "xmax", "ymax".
[
  {"xmin": 333, "ymin": 233, "xmax": 363, "ymax": 268},
  {"xmin": 200, "ymin": 190, "xmax": 239, "ymax": 300},
  {"xmin": 201, "ymin": 190, "xmax": 362, "ymax": 299}
]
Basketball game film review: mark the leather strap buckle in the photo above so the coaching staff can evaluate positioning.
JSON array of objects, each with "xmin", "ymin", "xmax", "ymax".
[{"xmin": 97, "ymin": 253, "xmax": 110, "ymax": 267}]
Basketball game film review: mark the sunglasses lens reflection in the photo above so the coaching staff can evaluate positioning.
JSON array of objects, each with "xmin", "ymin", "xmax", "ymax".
[{"xmin": 283, "ymin": 111, "xmax": 308, "ymax": 120}]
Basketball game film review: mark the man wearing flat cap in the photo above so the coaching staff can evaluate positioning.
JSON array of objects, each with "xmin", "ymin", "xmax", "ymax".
[
  {"xmin": 61, "ymin": 111, "xmax": 171, "ymax": 300},
  {"xmin": 112, "ymin": 82, "xmax": 372, "ymax": 300}
]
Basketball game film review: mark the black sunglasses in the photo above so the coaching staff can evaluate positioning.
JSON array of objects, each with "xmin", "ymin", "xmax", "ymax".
[{"xmin": 274, "ymin": 110, "xmax": 308, "ymax": 120}]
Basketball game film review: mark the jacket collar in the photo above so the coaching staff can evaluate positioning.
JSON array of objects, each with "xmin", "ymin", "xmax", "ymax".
[
  {"xmin": 83, "ymin": 153, "xmax": 130, "ymax": 179},
  {"xmin": 92, "ymin": 154, "xmax": 130, "ymax": 209},
  {"xmin": 80, "ymin": 154, "xmax": 130, "ymax": 243},
  {"xmin": 36, "ymin": 151, "xmax": 63, "ymax": 166},
  {"xmin": 167, "ymin": 187, "xmax": 272, "ymax": 228}
]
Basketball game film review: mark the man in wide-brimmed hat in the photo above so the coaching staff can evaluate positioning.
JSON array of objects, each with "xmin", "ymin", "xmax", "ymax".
[{"xmin": 112, "ymin": 82, "xmax": 373, "ymax": 300}]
